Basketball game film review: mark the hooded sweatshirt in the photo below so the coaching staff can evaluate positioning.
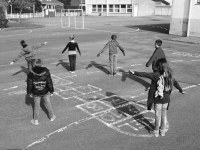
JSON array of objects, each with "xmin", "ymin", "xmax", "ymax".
[{"xmin": 27, "ymin": 66, "xmax": 54, "ymax": 96}]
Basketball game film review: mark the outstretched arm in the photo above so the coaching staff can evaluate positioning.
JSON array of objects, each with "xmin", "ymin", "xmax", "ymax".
[
  {"xmin": 10, "ymin": 50, "xmax": 25, "ymax": 64},
  {"xmin": 62, "ymin": 43, "xmax": 69, "ymax": 54},
  {"xmin": 97, "ymin": 42, "xmax": 109, "ymax": 57},
  {"xmin": 31, "ymin": 42, "xmax": 47, "ymax": 50},
  {"xmin": 146, "ymin": 49, "xmax": 158, "ymax": 67},
  {"xmin": 117, "ymin": 42, "xmax": 125, "ymax": 56},
  {"xmin": 129, "ymin": 70, "xmax": 157, "ymax": 82},
  {"xmin": 76, "ymin": 43, "xmax": 81, "ymax": 56},
  {"xmin": 173, "ymin": 79, "xmax": 185, "ymax": 94}
]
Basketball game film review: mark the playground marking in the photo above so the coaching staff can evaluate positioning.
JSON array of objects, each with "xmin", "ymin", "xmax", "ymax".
[
  {"xmin": 131, "ymin": 64, "xmax": 142, "ymax": 67},
  {"xmin": 170, "ymin": 60, "xmax": 183, "ymax": 62},
  {"xmin": 4, "ymin": 86, "xmax": 18, "ymax": 91}
]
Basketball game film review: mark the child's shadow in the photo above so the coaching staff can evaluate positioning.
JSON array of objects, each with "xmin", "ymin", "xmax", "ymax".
[
  {"xmin": 119, "ymin": 69, "xmax": 150, "ymax": 90},
  {"xmin": 56, "ymin": 60, "xmax": 70, "ymax": 71},
  {"xmin": 12, "ymin": 66, "xmax": 29, "ymax": 76},
  {"xmin": 25, "ymin": 94, "xmax": 51, "ymax": 119},
  {"xmin": 105, "ymin": 92, "xmax": 154, "ymax": 133},
  {"xmin": 86, "ymin": 61, "xmax": 110, "ymax": 74}
]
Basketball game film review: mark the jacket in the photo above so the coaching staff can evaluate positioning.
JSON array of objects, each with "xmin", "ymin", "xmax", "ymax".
[
  {"xmin": 27, "ymin": 66, "xmax": 54, "ymax": 96},
  {"xmin": 146, "ymin": 47, "xmax": 166, "ymax": 72},
  {"xmin": 62, "ymin": 40, "xmax": 81, "ymax": 54},
  {"xmin": 134, "ymin": 71, "xmax": 183, "ymax": 109},
  {"xmin": 13, "ymin": 43, "xmax": 46, "ymax": 62},
  {"xmin": 99, "ymin": 40, "xmax": 125, "ymax": 55}
]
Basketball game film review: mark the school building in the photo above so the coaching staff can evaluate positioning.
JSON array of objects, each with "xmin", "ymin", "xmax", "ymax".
[
  {"xmin": 40, "ymin": 0, "xmax": 63, "ymax": 17},
  {"xmin": 169, "ymin": 0, "xmax": 200, "ymax": 37},
  {"xmin": 71, "ymin": 0, "xmax": 172, "ymax": 17}
]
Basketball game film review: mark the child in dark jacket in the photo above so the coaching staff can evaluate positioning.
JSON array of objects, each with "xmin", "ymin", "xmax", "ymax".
[
  {"xmin": 62, "ymin": 35, "xmax": 81, "ymax": 73},
  {"xmin": 27, "ymin": 59, "xmax": 56, "ymax": 125},
  {"xmin": 129, "ymin": 58, "xmax": 185, "ymax": 137}
]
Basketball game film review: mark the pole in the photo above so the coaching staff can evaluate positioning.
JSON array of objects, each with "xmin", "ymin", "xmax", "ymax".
[{"xmin": 187, "ymin": 0, "xmax": 192, "ymax": 37}]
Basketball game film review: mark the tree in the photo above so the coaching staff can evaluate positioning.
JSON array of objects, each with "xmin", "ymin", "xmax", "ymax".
[
  {"xmin": 13, "ymin": 0, "xmax": 34, "ymax": 22},
  {"xmin": 57, "ymin": 0, "xmax": 71, "ymax": 8}
]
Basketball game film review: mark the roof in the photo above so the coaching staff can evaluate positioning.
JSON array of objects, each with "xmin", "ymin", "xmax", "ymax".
[{"xmin": 40, "ymin": 0, "xmax": 63, "ymax": 6}]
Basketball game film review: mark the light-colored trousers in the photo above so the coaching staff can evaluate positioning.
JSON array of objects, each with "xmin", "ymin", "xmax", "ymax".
[
  {"xmin": 154, "ymin": 103, "xmax": 168, "ymax": 131},
  {"xmin": 109, "ymin": 54, "xmax": 117, "ymax": 75}
]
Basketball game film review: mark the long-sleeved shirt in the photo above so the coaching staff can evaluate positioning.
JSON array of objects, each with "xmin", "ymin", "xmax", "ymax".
[
  {"xmin": 62, "ymin": 40, "xmax": 80, "ymax": 55},
  {"xmin": 146, "ymin": 47, "xmax": 166, "ymax": 72},
  {"xmin": 99, "ymin": 40, "xmax": 125, "ymax": 55},
  {"xmin": 13, "ymin": 43, "xmax": 46, "ymax": 62},
  {"xmin": 134, "ymin": 71, "xmax": 183, "ymax": 105}
]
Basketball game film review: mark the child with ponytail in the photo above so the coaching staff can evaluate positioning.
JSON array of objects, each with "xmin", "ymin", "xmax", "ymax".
[{"xmin": 129, "ymin": 58, "xmax": 185, "ymax": 137}]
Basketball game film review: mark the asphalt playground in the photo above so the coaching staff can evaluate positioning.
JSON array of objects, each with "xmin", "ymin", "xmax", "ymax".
[{"xmin": 0, "ymin": 16, "xmax": 200, "ymax": 150}]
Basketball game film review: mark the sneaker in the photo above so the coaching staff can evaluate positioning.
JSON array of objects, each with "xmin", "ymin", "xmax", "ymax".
[
  {"xmin": 160, "ymin": 129, "xmax": 166, "ymax": 136},
  {"xmin": 31, "ymin": 119, "xmax": 39, "ymax": 125},
  {"xmin": 50, "ymin": 115, "xmax": 56, "ymax": 122},
  {"xmin": 164, "ymin": 122, "xmax": 169, "ymax": 132},
  {"xmin": 152, "ymin": 130, "xmax": 159, "ymax": 137}
]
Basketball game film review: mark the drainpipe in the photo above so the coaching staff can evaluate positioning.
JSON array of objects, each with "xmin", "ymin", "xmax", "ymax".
[{"xmin": 187, "ymin": 0, "xmax": 192, "ymax": 37}]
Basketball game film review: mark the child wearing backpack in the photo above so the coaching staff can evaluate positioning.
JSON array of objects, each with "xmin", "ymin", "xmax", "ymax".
[{"xmin": 129, "ymin": 58, "xmax": 185, "ymax": 137}]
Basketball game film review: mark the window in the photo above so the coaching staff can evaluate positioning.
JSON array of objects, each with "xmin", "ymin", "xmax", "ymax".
[
  {"xmin": 98, "ymin": 5, "xmax": 102, "ymax": 12},
  {"xmin": 114, "ymin": 5, "xmax": 120, "ymax": 12},
  {"xmin": 197, "ymin": 0, "xmax": 200, "ymax": 4},
  {"xmin": 92, "ymin": 5, "xmax": 97, "ymax": 12},
  {"xmin": 121, "ymin": 5, "xmax": 126, "ymax": 13},
  {"xmin": 103, "ymin": 5, "xmax": 107, "ymax": 12},
  {"xmin": 127, "ymin": 5, "xmax": 132, "ymax": 12},
  {"xmin": 109, "ymin": 5, "xmax": 113, "ymax": 12}
]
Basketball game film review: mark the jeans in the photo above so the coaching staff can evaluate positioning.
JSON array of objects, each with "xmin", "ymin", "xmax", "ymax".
[
  {"xmin": 33, "ymin": 94, "xmax": 54, "ymax": 120},
  {"xmin": 68, "ymin": 54, "xmax": 76, "ymax": 71},
  {"xmin": 154, "ymin": 103, "xmax": 168, "ymax": 131},
  {"xmin": 109, "ymin": 54, "xmax": 117, "ymax": 75}
]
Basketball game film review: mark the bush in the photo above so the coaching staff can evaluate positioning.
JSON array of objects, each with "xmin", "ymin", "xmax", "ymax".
[{"xmin": 0, "ymin": 15, "xmax": 8, "ymax": 29}]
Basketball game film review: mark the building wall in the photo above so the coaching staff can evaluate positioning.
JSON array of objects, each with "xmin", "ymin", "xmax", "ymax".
[
  {"xmin": 85, "ymin": 0, "xmax": 158, "ymax": 16},
  {"xmin": 169, "ymin": 0, "xmax": 200, "ymax": 37}
]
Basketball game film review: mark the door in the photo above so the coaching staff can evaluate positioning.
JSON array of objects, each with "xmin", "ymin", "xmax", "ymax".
[{"xmin": 133, "ymin": 5, "xmax": 138, "ymax": 16}]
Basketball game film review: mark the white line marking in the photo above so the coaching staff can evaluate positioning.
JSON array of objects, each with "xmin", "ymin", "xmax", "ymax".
[
  {"xmin": 131, "ymin": 64, "xmax": 142, "ymax": 67},
  {"xmin": 191, "ymin": 60, "xmax": 200, "ymax": 61},
  {"xmin": 170, "ymin": 60, "xmax": 183, "ymax": 62},
  {"xmin": 86, "ymin": 71, "xmax": 101, "ymax": 74},
  {"xmin": 3, "ymin": 86, "xmax": 18, "ymax": 91}
]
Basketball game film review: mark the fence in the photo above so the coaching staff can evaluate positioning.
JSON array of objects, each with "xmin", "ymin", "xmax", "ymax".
[
  {"xmin": 7, "ymin": 12, "xmax": 44, "ymax": 19},
  {"xmin": 155, "ymin": 6, "xmax": 171, "ymax": 16}
]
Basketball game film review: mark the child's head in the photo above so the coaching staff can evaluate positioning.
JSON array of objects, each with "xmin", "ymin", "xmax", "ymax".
[
  {"xmin": 69, "ymin": 35, "xmax": 75, "ymax": 41},
  {"xmin": 34, "ymin": 59, "xmax": 43, "ymax": 67},
  {"xmin": 155, "ymin": 39, "xmax": 162, "ymax": 48},
  {"xmin": 156, "ymin": 58, "xmax": 173, "ymax": 91},
  {"xmin": 20, "ymin": 40, "xmax": 27, "ymax": 48},
  {"xmin": 111, "ymin": 35, "xmax": 117, "ymax": 40}
]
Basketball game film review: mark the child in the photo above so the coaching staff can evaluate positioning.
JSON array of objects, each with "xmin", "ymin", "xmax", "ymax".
[
  {"xmin": 27, "ymin": 59, "xmax": 56, "ymax": 125},
  {"xmin": 97, "ymin": 35, "xmax": 125, "ymax": 76},
  {"xmin": 146, "ymin": 39, "xmax": 166, "ymax": 110},
  {"xmin": 61, "ymin": 35, "xmax": 81, "ymax": 73},
  {"xmin": 10, "ymin": 40, "xmax": 48, "ymax": 73},
  {"xmin": 129, "ymin": 58, "xmax": 185, "ymax": 137}
]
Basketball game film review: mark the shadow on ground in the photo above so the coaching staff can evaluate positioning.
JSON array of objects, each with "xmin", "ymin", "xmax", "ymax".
[
  {"xmin": 56, "ymin": 60, "xmax": 71, "ymax": 71},
  {"xmin": 12, "ymin": 66, "xmax": 29, "ymax": 76},
  {"xmin": 118, "ymin": 69, "xmax": 150, "ymax": 90},
  {"xmin": 104, "ymin": 92, "xmax": 154, "ymax": 132},
  {"xmin": 86, "ymin": 61, "xmax": 110, "ymax": 74},
  {"xmin": 126, "ymin": 23, "xmax": 170, "ymax": 34}
]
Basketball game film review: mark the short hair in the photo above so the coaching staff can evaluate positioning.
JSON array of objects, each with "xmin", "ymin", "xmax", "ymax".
[
  {"xmin": 20, "ymin": 40, "xmax": 25, "ymax": 46},
  {"xmin": 70, "ymin": 35, "xmax": 75, "ymax": 40},
  {"xmin": 34, "ymin": 59, "xmax": 43, "ymax": 66},
  {"xmin": 111, "ymin": 35, "xmax": 117, "ymax": 40},
  {"xmin": 155, "ymin": 39, "xmax": 162, "ymax": 46}
]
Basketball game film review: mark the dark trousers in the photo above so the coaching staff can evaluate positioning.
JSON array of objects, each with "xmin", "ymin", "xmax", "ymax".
[{"xmin": 68, "ymin": 54, "xmax": 76, "ymax": 71}]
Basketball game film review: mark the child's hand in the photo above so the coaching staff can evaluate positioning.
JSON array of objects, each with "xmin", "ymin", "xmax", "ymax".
[
  {"xmin": 10, "ymin": 61, "xmax": 14, "ymax": 65},
  {"xmin": 44, "ymin": 42, "xmax": 48, "ymax": 45},
  {"xmin": 123, "ymin": 52, "xmax": 125, "ymax": 56},
  {"xmin": 97, "ymin": 53, "xmax": 100, "ymax": 57},
  {"xmin": 129, "ymin": 70, "xmax": 135, "ymax": 75},
  {"xmin": 29, "ymin": 94, "xmax": 33, "ymax": 98}
]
